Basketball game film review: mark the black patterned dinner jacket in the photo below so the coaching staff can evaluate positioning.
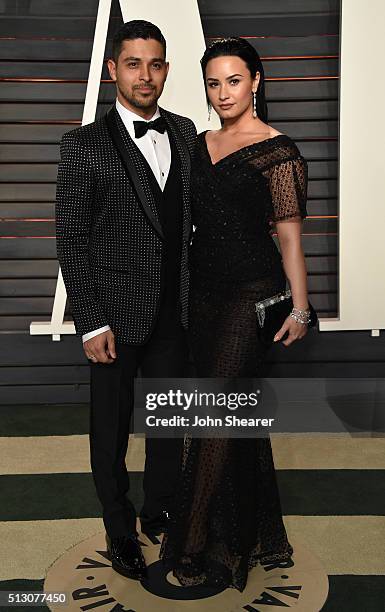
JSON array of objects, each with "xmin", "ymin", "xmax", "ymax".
[{"xmin": 55, "ymin": 105, "xmax": 197, "ymax": 344}]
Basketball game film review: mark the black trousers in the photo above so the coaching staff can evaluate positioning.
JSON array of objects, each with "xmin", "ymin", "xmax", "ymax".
[{"xmin": 89, "ymin": 300, "xmax": 188, "ymax": 538}]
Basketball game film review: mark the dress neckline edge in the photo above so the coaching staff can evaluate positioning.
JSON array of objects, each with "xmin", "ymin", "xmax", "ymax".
[{"xmin": 201, "ymin": 130, "xmax": 289, "ymax": 167}]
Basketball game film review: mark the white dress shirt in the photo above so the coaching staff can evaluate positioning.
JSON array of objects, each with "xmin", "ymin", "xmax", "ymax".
[{"xmin": 82, "ymin": 99, "xmax": 172, "ymax": 344}]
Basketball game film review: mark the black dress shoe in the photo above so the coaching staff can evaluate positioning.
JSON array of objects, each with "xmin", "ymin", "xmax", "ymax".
[
  {"xmin": 105, "ymin": 533, "xmax": 147, "ymax": 580},
  {"xmin": 140, "ymin": 509, "xmax": 170, "ymax": 538}
]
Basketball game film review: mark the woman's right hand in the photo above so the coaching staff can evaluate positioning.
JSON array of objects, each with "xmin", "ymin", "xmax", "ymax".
[{"xmin": 273, "ymin": 315, "xmax": 308, "ymax": 346}]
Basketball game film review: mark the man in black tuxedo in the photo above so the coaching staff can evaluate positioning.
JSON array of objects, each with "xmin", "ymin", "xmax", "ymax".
[{"xmin": 55, "ymin": 20, "xmax": 197, "ymax": 580}]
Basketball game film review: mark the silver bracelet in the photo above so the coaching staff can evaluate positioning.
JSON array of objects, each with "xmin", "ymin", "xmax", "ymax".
[{"xmin": 290, "ymin": 307, "xmax": 311, "ymax": 325}]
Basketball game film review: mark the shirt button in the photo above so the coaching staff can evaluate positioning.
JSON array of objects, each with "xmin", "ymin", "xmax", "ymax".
[
  {"xmin": 153, "ymin": 139, "xmax": 156, "ymax": 144},
  {"xmin": 161, "ymin": 172, "xmax": 164, "ymax": 176}
]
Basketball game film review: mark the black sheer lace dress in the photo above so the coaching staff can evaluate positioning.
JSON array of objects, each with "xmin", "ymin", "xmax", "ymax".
[{"xmin": 159, "ymin": 131, "xmax": 308, "ymax": 592}]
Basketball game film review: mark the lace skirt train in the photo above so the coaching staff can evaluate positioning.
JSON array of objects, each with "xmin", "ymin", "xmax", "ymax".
[{"xmin": 159, "ymin": 274, "xmax": 294, "ymax": 592}]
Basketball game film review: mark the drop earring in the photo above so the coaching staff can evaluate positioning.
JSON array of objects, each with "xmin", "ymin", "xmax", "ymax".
[
  {"xmin": 252, "ymin": 91, "xmax": 257, "ymax": 118},
  {"xmin": 208, "ymin": 102, "xmax": 212, "ymax": 121}
]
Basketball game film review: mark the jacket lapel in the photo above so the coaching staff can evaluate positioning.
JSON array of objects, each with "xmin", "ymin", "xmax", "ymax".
[
  {"xmin": 105, "ymin": 106, "xmax": 164, "ymax": 240},
  {"xmin": 160, "ymin": 107, "xmax": 192, "ymax": 242}
]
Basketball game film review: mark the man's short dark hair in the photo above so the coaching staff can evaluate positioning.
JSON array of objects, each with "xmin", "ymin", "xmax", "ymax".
[{"xmin": 112, "ymin": 20, "xmax": 167, "ymax": 62}]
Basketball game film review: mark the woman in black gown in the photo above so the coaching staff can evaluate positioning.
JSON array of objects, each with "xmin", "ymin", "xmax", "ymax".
[{"xmin": 159, "ymin": 38, "xmax": 311, "ymax": 593}]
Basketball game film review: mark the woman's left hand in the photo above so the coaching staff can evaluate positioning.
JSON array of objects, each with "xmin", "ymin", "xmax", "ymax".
[{"xmin": 273, "ymin": 315, "xmax": 308, "ymax": 346}]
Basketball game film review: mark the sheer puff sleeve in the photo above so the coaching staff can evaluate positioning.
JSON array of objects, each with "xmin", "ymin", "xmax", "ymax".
[{"xmin": 261, "ymin": 138, "xmax": 308, "ymax": 222}]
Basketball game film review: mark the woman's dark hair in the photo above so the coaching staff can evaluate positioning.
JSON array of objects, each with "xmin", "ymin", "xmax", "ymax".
[
  {"xmin": 112, "ymin": 20, "xmax": 166, "ymax": 63},
  {"xmin": 200, "ymin": 37, "xmax": 268, "ymax": 123}
]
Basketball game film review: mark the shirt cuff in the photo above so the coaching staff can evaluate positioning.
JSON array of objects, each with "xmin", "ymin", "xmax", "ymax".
[{"xmin": 82, "ymin": 325, "xmax": 111, "ymax": 343}]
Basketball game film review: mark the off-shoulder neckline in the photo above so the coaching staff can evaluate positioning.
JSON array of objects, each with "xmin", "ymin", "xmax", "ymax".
[{"xmin": 200, "ymin": 130, "xmax": 290, "ymax": 167}]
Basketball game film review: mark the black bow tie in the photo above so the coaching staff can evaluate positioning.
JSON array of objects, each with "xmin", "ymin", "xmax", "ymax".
[{"xmin": 133, "ymin": 116, "xmax": 167, "ymax": 139}]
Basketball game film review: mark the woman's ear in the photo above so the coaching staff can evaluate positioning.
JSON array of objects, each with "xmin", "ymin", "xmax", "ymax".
[{"xmin": 252, "ymin": 71, "xmax": 260, "ymax": 93}]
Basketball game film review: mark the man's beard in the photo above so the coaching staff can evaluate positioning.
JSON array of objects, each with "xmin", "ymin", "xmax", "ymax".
[{"xmin": 118, "ymin": 84, "xmax": 159, "ymax": 110}]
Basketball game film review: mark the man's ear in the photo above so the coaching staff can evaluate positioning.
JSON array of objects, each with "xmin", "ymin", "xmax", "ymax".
[
  {"xmin": 164, "ymin": 61, "xmax": 170, "ymax": 79},
  {"xmin": 107, "ymin": 58, "xmax": 117, "ymax": 82}
]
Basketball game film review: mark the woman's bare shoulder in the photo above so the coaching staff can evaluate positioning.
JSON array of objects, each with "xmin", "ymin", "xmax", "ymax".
[{"xmin": 268, "ymin": 126, "xmax": 284, "ymax": 138}]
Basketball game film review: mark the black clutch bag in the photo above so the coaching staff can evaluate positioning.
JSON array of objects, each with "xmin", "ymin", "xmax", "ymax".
[{"xmin": 255, "ymin": 289, "xmax": 318, "ymax": 344}]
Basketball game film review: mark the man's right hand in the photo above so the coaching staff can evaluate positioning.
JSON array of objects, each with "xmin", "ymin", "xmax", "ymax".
[{"xmin": 83, "ymin": 330, "xmax": 116, "ymax": 364}]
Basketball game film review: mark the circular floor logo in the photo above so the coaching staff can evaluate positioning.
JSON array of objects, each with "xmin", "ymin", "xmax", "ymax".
[{"xmin": 45, "ymin": 527, "xmax": 328, "ymax": 611}]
